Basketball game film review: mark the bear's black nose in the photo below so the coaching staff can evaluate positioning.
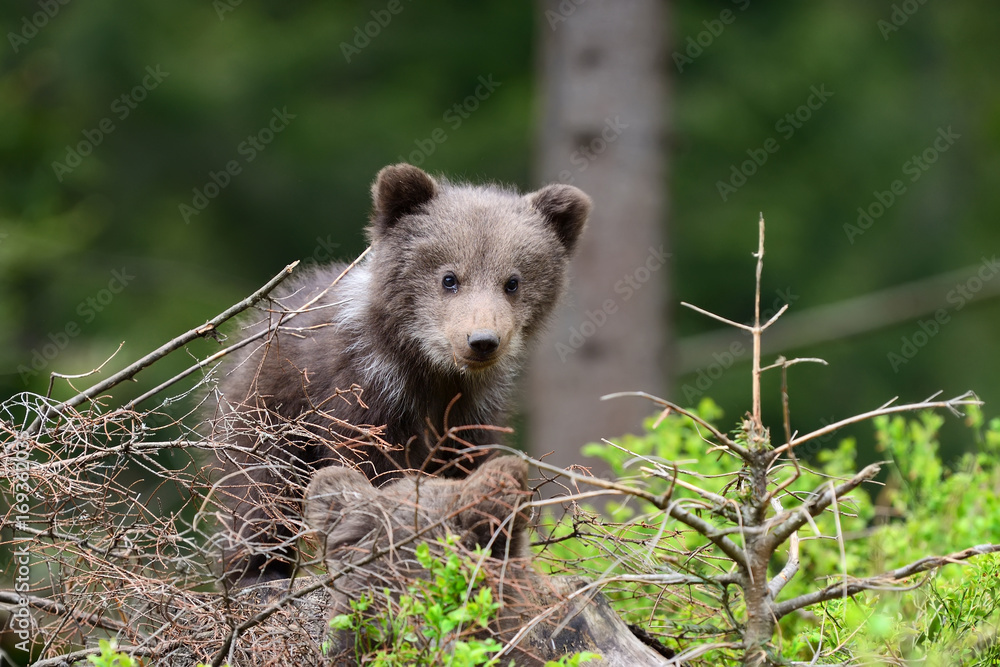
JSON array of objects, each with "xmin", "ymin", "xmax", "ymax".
[{"xmin": 468, "ymin": 329, "xmax": 500, "ymax": 356}]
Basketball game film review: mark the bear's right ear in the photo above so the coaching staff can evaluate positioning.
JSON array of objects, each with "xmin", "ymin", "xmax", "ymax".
[
  {"xmin": 526, "ymin": 184, "xmax": 591, "ymax": 255},
  {"xmin": 304, "ymin": 466, "xmax": 377, "ymax": 547},
  {"xmin": 370, "ymin": 163, "xmax": 438, "ymax": 237}
]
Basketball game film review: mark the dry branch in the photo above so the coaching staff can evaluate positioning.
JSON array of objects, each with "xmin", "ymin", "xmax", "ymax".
[
  {"xmin": 765, "ymin": 463, "xmax": 883, "ymax": 551},
  {"xmin": 773, "ymin": 543, "xmax": 1000, "ymax": 619},
  {"xmin": 25, "ymin": 261, "xmax": 300, "ymax": 436},
  {"xmin": 0, "ymin": 590, "xmax": 129, "ymax": 634},
  {"xmin": 773, "ymin": 390, "xmax": 981, "ymax": 456}
]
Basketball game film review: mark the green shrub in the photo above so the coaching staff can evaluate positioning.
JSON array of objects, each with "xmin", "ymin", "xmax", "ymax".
[
  {"xmin": 535, "ymin": 399, "xmax": 1000, "ymax": 665},
  {"xmin": 79, "ymin": 640, "xmax": 135, "ymax": 667},
  {"xmin": 325, "ymin": 534, "xmax": 599, "ymax": 666}
]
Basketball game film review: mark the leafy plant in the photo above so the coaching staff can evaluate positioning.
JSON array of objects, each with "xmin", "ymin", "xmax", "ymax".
[
  {"xmin": 560, "ymin": 401, "xmax": 1000, "ymax": 665},
  {"xmin": 543, "ymin": 651, "xmax": 602, "ymax": 667},
  {"xmin": 81, "ymin": 640, "xmax": 135, "ymax": 667},
  {"xmin": 801, "ymin": 405, "xmax": 1000, "ymax": 665},
  {"xmin": 325, "ymin": 534, "xmax": 599, "ymax": 666}
]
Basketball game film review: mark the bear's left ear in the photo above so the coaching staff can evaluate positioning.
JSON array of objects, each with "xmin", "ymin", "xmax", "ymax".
[
  {"xmin": 370, "ymin": 163, "xmax": 438, "ymax": 237},
  {"xmin": 526, "ymin": 184, "xmax": 591, "ymax": 255}
]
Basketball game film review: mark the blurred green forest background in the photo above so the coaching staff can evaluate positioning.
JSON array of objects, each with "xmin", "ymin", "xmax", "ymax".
[{"xmin": 1, "ymin": 0, "xmax": 998, "ymax": 464}]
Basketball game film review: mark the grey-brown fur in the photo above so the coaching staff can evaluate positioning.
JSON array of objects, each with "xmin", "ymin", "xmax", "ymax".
[
  {"xmin": 210, "ymin": 164, "xmax": 590, "ymax": 586},
  {"xmin": 305, "ymin": 455, "xmax": 531, "ymax": 565}
]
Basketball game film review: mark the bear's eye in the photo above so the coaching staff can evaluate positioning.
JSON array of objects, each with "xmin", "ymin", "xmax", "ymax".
[
  {"xmin": 442, "ymin": 272, "xmax": 458, "ymax": 292},
  {"xmin": 504, "ymin": 276, "xmax": 520, "ymax": 294}
]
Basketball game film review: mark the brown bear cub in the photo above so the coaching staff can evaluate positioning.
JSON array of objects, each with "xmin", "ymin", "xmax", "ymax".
[{"xmin": 210, "ymin": 164, "xmax": 590, "ymax": 586}]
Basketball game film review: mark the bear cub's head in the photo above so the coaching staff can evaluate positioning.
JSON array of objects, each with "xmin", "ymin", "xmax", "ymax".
[
  {"xmin": 304, "ymin": 456, "xmax": 531, "ymax": 570},
  {"xmin": 364, "ymin": 164, "xmax": 590, "ymax": 375}
]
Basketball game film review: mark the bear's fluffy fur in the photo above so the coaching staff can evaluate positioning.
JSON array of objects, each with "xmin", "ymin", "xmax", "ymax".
[
  {"xmin": 305, "ymin": 455, "xmax": 531, "ymax": 566},
  {"xmin": 210, "ymin": 164, "xmax": 590, "ymax": 586}
]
